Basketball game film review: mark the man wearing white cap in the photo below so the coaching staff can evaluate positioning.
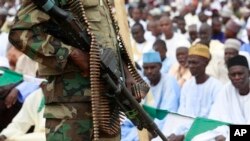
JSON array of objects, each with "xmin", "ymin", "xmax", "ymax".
[
  {"xmin": 224, "ymin": 18, "xmax": 244, "ymax": 44},
  {"xmin": 208, "ymin": 38, "xmax": 241, "ymax": 84},
  {"xmin": 220, "ymin": 6, "xmax": 233, "ymax": 26},
  {"xmin": 169, "ymin": 44, "xmax": 191, "ymax": 87},
  {"xmin": 208, "ymin": 38, "xmax": 250, "ymax": 84},
  {"xmin": 187, "ymin": 24, "xmax": 198, "ymax": 43}
]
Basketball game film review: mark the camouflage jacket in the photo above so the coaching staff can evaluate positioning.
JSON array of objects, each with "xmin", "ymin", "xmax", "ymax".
[{"xmin": 9, "ymin": 0, "xmax": 117, "ymax": 104}]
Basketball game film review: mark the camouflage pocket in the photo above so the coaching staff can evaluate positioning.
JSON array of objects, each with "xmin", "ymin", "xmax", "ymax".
[
  {"xmin": 43, "ymin": 72, "xmax": 91, "ymax": 103},
  {"xmin": 62, "ymin": 73, "xmax": 90, "ymax": 97},
  {"xmin": 46, "ymin": 119, "xmax": 65, "ymax": 141},
  {"xmin": 46, "ymin": 117, "xmax": 93, "ymax": 141}
]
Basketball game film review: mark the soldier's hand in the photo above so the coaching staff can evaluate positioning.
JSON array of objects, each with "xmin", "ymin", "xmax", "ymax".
[
  {"xmin": 215, "ymin": 135, "xmax": 226, "ymax": 141},
  {"xmin": 0, "ymin": 135, "xmax": 7, "ymax": 141},
  {"xmin": 5, "ymin": 88, "xmax": 19, "ymax": 109},
  {"xmin": 70, "ymin": 48, "xmax": 90, "ymax": 77},
  {"xmin": 167, "ymin": 134, "xmax": 185, "ymax": 141}
]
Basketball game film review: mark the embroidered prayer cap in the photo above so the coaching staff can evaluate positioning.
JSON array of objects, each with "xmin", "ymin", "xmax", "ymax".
[
  {"xmin": 224, "ymin": 38, "xmax": 241, "ymax": 51},
  {"xmin": 225, "ymin": 17, "xmax": 242, "ymax": 33},
  {"xmin": 227, "ymin": 55, "xmax": 249, "ymax": 69},
  {"xmin": 0, "ymin": 56, "xmax": 10, "ymax": 68},
  {"xmin": 188, "ymin": 24, "xmax": 198, "ymax": 32},
  {"xmin": 143, "ymin": 52, "xmax": 161, "ymax": 64},
  {"xmin": 188, "ymin": 43, "xmax": 210, "ymax": 59}
]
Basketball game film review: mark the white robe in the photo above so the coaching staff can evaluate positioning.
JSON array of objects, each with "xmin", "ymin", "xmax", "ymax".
[
  {"xmin": 0, "ymin": 89, "xmax": 45, "ymax": 141},
  {"xmin": 178, "ymin": 76, "xmax": 222, "ymax": 118},
  {"xmin": 191, "ymin": 82, "xmax": 250, "ymax": 141},
  {"xmin": 209, "ymin": 82, "xmax": 250, "ymax": 124}
]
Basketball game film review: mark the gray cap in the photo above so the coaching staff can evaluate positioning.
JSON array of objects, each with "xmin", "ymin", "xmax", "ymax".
[
  {"xmin": 224, "ymin": 38, "xmax": 241, "ymax": 51},
  {"xmin": 188, "ymin": 24, "xmax": 198, "ymax": 32},
  {"xmin": 0, "ymin": 7, "xmax": 8, "ymax": 16}
]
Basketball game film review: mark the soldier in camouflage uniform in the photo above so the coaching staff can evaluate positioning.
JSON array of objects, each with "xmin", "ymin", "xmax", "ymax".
[{"xmin": 9, "ymin": 0, "xmax": 129, "ymax": 140}]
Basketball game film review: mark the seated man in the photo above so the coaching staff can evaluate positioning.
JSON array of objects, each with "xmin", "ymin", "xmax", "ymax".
[
  {"xmin": 153, "ymin": 39, "xmax": 174, "ymax": 74},
  {"xmin": 121, "ymin": 52, "xmax": 180, "ymax": 141},
  {"xmin": 168, "ymin": 43, "xmax": 222, "ymax": 141},
  {"xmin": 197, "ymin": 55, "xmax": 250, "ymax": 141},
  {"xmin": 142, "ymin": 52, "xmax": 180, "ymax": 113},
  {"xmin": 169, "ymin": 45, "xmax": 191, "ymax": 87},
  {"xmin": 210, "ymin": 55, "xmax": 250, "ymax": 124},
  {"xmin": 178, "ymin": 43, "xmax": 222, "ymax": 118},
  {"xmin": 0, "ymin": 56, "xmax": 41, "ymax": 131},
  {"xmin": 0, "ymin": 88, "xmax": 45, "ymax": 141}
]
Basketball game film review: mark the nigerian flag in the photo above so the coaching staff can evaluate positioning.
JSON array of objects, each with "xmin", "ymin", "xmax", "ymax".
[
  {"xmin": 0, "ymin": 67, "xmax": 46, "ymax": 100},
  {"xmin": 142, "ymin": 104, "xmax": 169, "ymax": 120},
  {"xmin": 0, "ymin": 68, "xmax": 23, "ymax": 87},
  {"xmin": 0, "ymin": 68, "xmax": 23, "ymax": 99},
  {"xmin": 142, "ymin": 105, "xmax": 229, "ymax": 141}
]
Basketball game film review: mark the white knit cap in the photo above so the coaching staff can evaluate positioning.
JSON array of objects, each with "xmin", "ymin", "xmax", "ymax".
[
  {"xmin": 220, "ymin": 6, "xmax": 233, "ymax": 18},
  {"xmin": 224, "ymin": 38, "xmax": 241, "ymax": 51}
]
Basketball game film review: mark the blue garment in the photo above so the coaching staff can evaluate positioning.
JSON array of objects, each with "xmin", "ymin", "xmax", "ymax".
[
  {"xmin": 16, "ymin": 81, "xmax": 40, "ymax": 103},
  {"xmin": 161, "ymin": 57, "xmax": 174, "ymax": 74},
  {"xmin": 212, "ymin": 32, "xmax": 225, "ymax": 43},
  {"xmin": 121, "ymin": 119, "xmax": 139, "ymax": 141},
  {"xmin": 146, "ymin": 73, "xmax": 180, "ymax": 113},
  {"xmin": 240, "ymin": 43, "xmax": 250, "ymax": 54}
]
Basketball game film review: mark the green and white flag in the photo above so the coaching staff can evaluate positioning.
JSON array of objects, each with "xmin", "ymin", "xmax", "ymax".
[
  {"xmin": 186, "ymin": 117, "xmax": 229, "ymax": 141},
  {"xmin": 0, "ymin": 68, "xmax": 46, "ymax": 99},
  {"xmin": 0, "ymin": 68, "xmax": 23, "ymax": 99},
  {"xmin": 142, "ymin": 105, "xmax": 230, "ymax": 141},
  {"xmin": 0, "ymin": 68, "xmax": 23, "ymax": 87},
  {"xmin": 142, "ymin": 104, "xmax": 169, "ymax": 120}
]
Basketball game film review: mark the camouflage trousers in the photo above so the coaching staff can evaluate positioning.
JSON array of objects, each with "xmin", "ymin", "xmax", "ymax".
[{"xmin": 44, "ymin": 102, "xmax": 120, "ymax": 141}]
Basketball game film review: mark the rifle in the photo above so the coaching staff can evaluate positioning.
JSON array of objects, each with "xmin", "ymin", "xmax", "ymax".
[{"xmin": 32, "ymin": 0, "xmax": 168, "ymax": 140}]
